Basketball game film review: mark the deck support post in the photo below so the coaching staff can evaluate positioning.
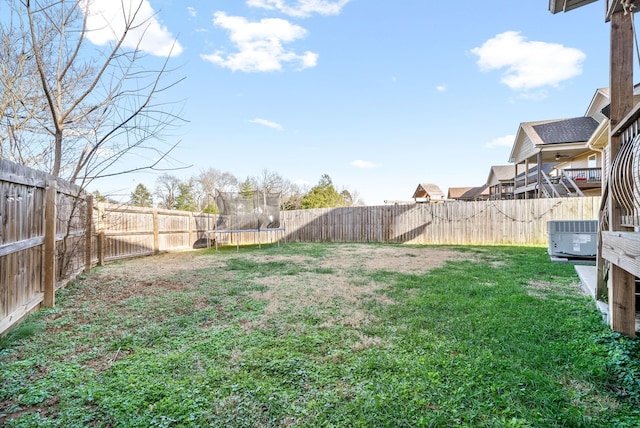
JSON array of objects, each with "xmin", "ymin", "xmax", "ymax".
[{"xmin": 608, "ymin": 8, "xmax": 636, "ymax": 336}]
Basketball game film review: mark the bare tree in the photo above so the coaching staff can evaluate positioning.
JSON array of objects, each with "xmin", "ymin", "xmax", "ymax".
[
  {"xmin": 0, "ymin": 6, "xmax": 47, "ymax": 165},
  {"xmin": 251, "ymin": 168, "xmax": 305, "ymax": 209},
  {"xmin": 194, "ymin": 168, "xmax": 239, "ymax": 210},
  {"xmin": 0, "ymin": 0, "xmax": 185, "ymax": 282},
  {"xmin": 0, "ymin": 0, "xmax": 186, "ymax": 188},
  {"xmin": 252, "ymin": 169, "xmax": 285, "ymax": 194},
  {"xmin": 155, "ymin": 173, "xmax": 181, "ymax": 209},
  {"xmin": 282, "ymin": 186, "xmax": 305, "ymax": 210},
  {"xmin": 340, "ymin": 186, "xmax": 365, "ymax": 206},
  {"xmin": 280, "ymin": 180, "xmax": 304, "ymax": 208}
]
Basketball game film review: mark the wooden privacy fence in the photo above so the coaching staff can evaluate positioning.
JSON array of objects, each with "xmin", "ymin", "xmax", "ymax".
[
  {"xmin": 95, "ymin": 204, "xmax": 213, "ymax": 263},
  {"xmin": 1, "ymin": 159, "xmax": 90, "ymax": 335},
  {"xmin": 282, "ymin": 197, "xmax": 602, "ymax": 245},
  {"xmin": 1, "ymin": 158, "xmax": 602, "ymax": 335},
  {"xmin": 0, "ymin": 162, "xmax": 217, "ymax": 335}
]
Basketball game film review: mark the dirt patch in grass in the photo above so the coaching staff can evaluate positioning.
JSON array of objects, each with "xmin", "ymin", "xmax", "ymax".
[
  {"xmin": 242, "ymin": 245, "xmax": 462, "ymax": 331},
  {"xmin": 248, "ymin": 244, "xmax": 464, "ymax": 275},
  {"xmin": 247, "ymin": 271, "xmax": 385, "ymax": 331},
  {"xmin": 85, "ymin": 245, "xmax": 461, "ymax": 305},
  {"xmin": 28, "ymin": 244, "xmax": 462, "ymax": 371},
  {"xmin": 317, "ymin": 245, "xmax": 463, "ymax": 274},
  {"xmin": 59, "ymin": 245, "xmax": 460, "ymax": 336},
  {"xmin": 92, "ymin": 251, "xmax": 226, "ymax": 282},
  {"xmin": 526, "ymin": 279, "xmax": 585, "ymax": 299}
]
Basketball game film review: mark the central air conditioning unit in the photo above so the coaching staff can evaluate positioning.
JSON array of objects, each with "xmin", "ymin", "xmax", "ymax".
[{"xmin": 547, "ymin": 220, "xmax": 598, "ymax": 259}]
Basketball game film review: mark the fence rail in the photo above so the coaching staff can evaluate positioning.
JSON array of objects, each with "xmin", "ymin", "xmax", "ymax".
[{"xmin": 1, "ymin": 159, "xmax": 602, "ymax": 334}]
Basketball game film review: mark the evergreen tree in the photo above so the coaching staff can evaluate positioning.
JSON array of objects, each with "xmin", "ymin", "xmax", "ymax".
[
  {"xmin": 340, "ymin": 189, "xmax": 353, "ymax": 206},
  {"xmin": 92, "ymin": 190, "xmax": 107, "ymax": 203},
  {"xmin": 91, "ymin": 189, "xmax": 118, "ymax": 204},
  {"xmin": 239, "ymin": 177, "xmax": 256, "ymax": 210},
  {"xmin": 300, "ymin": 174, "xmax": 346, "ymax": 209},
  {"xmin": 175, "ymin": 181, "xmax": 197, "ymax": 211},
  {"xmin": 239, "ymin": 178, "xmax": 255, "ymax": 197},
  {"xmin": 130, "ymin": 183, "xmax": 154, "ymax": 207}
]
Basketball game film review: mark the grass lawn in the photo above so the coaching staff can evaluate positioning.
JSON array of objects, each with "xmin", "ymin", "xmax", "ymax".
[{"xmin": 1, "ymin": 243, "xmax": 639, "ymax": 427}]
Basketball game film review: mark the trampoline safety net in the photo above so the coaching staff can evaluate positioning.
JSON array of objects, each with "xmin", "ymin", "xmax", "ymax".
[{"xmin": 214, "ymin": 191, "xmax": 281, "ymax": 230}]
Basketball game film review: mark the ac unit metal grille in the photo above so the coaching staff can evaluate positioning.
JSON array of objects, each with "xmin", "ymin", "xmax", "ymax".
[{"xmin": 549, "ymin": 220, "xmax": 598, "ymax": 234}]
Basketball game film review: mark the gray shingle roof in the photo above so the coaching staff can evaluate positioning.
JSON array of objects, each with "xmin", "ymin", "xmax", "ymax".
[{"xmin": 532, "ymin": 117, "xmax": 599, "ymax": 144}]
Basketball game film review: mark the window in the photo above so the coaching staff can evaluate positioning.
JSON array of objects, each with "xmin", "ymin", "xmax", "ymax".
[{"xmin": 588, "ymin": 154, "xmax": 597, "ymax": 168}]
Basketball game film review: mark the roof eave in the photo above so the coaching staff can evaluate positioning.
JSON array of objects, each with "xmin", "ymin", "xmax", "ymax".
[{"xmin": 549, "ymin": 0, "xmax": 598, "ymax": 14}]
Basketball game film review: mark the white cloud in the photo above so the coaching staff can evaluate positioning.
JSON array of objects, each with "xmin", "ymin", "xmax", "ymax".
[
  {"xmin": 246, "ymin": 0, "xmax": 350, "ymax": 18},
  {"xmin": 201, "ymin": 12, "xmax": 318, "ymax": 72},
  {"xmin": 471, "ymin": 31, "xmax": 585, "ymax": 91},
  {"xmin": 485, "ymin": 135, "xmax": 515, "ymax": 149},
  {"xmin": 436, "ymin": 84, "xmax": 447, "ymax": 92},
  {"xmin": 187, "ymin": 6, "xmax": 197, "ymax": 17},
  {"xmin": 351, "ymin": 159, "xmax": 378, "ymax": 168},
  {"xmin": 250, "ymin": 118, "xmax": 284, "ymax": 130},
  {"xmin": 81, "ymin": 0, "xmax": 183, "ymax": 57}
]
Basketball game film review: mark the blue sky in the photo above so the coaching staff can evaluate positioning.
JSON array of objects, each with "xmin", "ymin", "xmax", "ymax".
[{"xmin": 86, "ymin": 0, "xmax": 612, "ymax": 205}]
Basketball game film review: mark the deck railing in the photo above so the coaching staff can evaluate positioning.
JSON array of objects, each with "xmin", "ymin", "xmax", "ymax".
[
  {"xmin": 488, "ymin": 183, "xmax": 514, "ymax": 200},
  {"xmin": 514, "ymin": 167, "xmax": 602, "ymax": 197},
  {"xmin": 561, "ymin": 167, "xmax": 602, "ymax": 184},
  {"xmin": 610, "ymin": 104, "xmax": 640, "ymax": 227},
  {"xmin": 600, "ymin": 101, "xmax": 640, "ymax": 335}
]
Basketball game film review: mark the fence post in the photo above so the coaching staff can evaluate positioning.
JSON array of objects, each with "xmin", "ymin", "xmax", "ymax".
[
  {"xmin": 97, "ymin": 231, "xmax": 105, "ymax": 266},
  {"xmin": 153, "ymin": 210, "xmax": 159, "ymax": 254},
  {"xmin": 189, "ymin": 212, "xmax": 195, "ymax": 248},
  {"xmin": 43, "ymin": 180, "xmax": 57, "ymax": 307},
  {"xmin": 84, "ymin": 194, "xmax": 93, "ymax": 273}
]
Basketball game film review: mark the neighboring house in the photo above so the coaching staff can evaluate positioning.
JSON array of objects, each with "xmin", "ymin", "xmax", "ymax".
[
  {"xmin": 508, "ymin": 113, "xmax": 603, "ymax": 199},
  {"xmin": 512, "ymin": 163, "xmax": 558, "ymax": 200},
  {"xmin": 584, "ymin": 88, "xmax": 610, "ymax": 178},
  {"xmin": 467, "ymin": 185, "xmax": 490, "ymax": 201},
  {"xmin": 412, "ymin": 183, "xmax": 445, "ymax": 203},
  {"xmin": 583, "ymin": 86, "xmax": 640, "ymax": 194},
  {"xmin": 506, "ymin": 86, "xmax": 640, "ymax": 200},
  {"xmin": 448, "ymin": 185, "xmax": 490, "ymax": 201},
  {"xmin": 447, "ymin": 187, "xmax": 475, "ymax": 201},
  {"xmin": 486, "ymin": 164, "xmax": 527, "ymax": 200},
  {"xmin": 449, "ymin": 165, "xmax": 526, "ymax": 202}
]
